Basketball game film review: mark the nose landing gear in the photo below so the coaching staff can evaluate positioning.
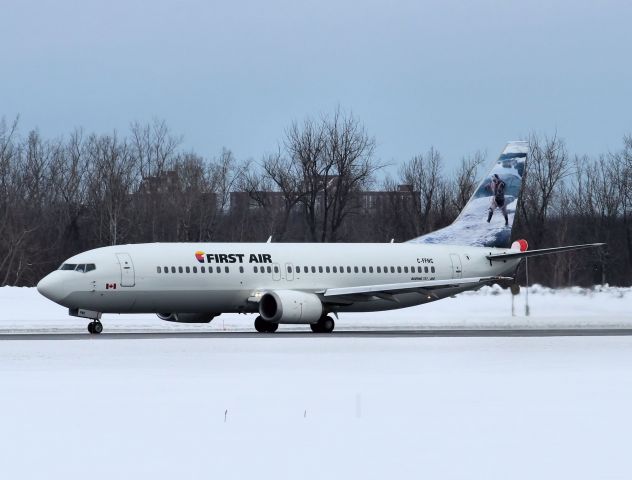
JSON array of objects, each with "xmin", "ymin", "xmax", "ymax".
[{"xmin": 87, "ymin": 320, "xmax": 103, "ymax": 334}]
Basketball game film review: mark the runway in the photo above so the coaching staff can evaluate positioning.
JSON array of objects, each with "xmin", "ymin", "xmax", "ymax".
[{"xmin": 2, "ymin": 328, "xmax": 632, "ymax": 340}]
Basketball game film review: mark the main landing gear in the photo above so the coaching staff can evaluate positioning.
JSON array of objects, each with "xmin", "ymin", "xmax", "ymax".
[
  {"xmin": 310, "ymin": 315, "xmax": 335, "ymax": 333},
  {"xmin": 254, "ymin": 316, "xmax": 279, "ymax": 333},
  {"xmin": 87, "ymin": 320, "xmax": 103, "ymax": 335}
]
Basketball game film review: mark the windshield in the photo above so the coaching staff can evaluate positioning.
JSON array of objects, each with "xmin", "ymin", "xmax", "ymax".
[{"xmin": 59, "ymin": 263, "xmax": 96, "ymax": 272}]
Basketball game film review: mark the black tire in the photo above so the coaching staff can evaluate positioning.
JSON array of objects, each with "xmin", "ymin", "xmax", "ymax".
[
  {"xmin": 87, "ymin": 322, "xmax": 94, "ymax": 334},
  {"xmin": 321, "ymin": 316, "xmax": 335, "ymax": 333},
  {"xmin": 254, "ymin": 316, "xmax": 268, "ymax": 333},
  {"xmin": 93, "ymin": 322, "xmax": 103, "ymax": 334},
  {"xmin": 267, "ymin": 322, "xmax": 279, "ymax": 333},
  {"xmin": 310, "ymin": 323, "xmax": 322, "ymax": 333}
]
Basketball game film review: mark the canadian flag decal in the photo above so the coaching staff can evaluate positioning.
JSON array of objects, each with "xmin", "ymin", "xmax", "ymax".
[{"xmin": 106, "ymin": 283, "xmax": 117, "ymax": 290}]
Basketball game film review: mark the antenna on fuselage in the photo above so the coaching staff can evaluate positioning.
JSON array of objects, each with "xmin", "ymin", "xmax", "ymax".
[
  {"xmin": 390, "ymin": 239, "xmax": 394, "ymax": 243},
  {"xmin": 266, "ymin": 236, "xmax": 272, "ymax": 243}
]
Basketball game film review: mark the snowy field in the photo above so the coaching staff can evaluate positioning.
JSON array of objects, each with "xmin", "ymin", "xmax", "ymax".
[
  {"xmin": 0, "ymin": 284, "xmax": 630, "ymax": 332},
  {"xmin": 2, "ymin": 286, "xmax": 632, "ymax": 479}
]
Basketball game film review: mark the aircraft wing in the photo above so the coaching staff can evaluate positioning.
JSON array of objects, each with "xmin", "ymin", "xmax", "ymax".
[
  {"xmin": 486, "ymin": 243, "xmax": 605, "ymax": 261},
  {"xmin": 320, "ymin": 276, "xmax": 511, "ymax": 299}
]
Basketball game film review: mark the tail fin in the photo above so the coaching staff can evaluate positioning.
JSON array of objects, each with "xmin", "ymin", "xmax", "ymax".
[{"xmin": 408, "ymin": 141, "xmax": 528, "ymax": 248}]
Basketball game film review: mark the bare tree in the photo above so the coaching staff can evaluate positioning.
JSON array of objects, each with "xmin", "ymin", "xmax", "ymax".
[{"xmin": 399, "ymin": 147, "xmax": 444, "ymax": 236}]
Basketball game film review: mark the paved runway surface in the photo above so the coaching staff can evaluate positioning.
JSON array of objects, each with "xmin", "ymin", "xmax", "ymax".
[{"xmin": 2, "ymin": 328, "xmax": 632, "ymax": 340}]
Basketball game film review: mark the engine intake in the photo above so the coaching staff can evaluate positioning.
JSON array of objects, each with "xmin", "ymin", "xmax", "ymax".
[
  {"xmin": 157, "ymin": 313, "xmax": 217, "ymax": 323},
  {"xmin": 259, "ymin": 290, "xmax": 323, "ymax": 324}
]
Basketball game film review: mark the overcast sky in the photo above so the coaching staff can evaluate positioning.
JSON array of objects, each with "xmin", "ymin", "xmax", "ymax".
[{"xmin": 2, "ymin": 0, "xmax": 631, "ymax": 171}]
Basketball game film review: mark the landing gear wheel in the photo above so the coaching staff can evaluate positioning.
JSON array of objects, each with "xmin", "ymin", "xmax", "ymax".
[
  {"xmin": 311, "ymin": 315, "xmax": 335, "ymax": 333},
  {"xmin": 88, "ymin": 321, "xmax": 103, "ymax": 335},
  {"xmin": 254, "ymin": 316, "xmax": 278, "ymax": 333}
]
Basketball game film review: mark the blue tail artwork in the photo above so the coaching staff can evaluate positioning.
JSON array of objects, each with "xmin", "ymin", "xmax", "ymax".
[{"xmin": 408, "ymin": 141, "xmax": 528, "ymax": 248}]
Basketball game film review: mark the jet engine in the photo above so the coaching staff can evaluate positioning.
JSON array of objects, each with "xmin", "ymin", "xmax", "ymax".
[
  {"xmin": 157, "ymin": 313, "xmax": 217, "ymax": 323},
  {"xmin": 259, "ymin": 290, "xmax": 323, "ymax": 324}
]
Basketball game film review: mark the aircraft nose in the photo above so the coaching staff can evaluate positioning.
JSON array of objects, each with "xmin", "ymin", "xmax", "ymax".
[{"xmin": 37, "ymin": 273, "xmax": 67, "ymax": 303}]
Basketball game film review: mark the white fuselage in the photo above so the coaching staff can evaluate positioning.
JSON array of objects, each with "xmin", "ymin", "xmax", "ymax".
[{"xmin": 37, "ymin": 242, "xmax": 519, "ymax": 318}]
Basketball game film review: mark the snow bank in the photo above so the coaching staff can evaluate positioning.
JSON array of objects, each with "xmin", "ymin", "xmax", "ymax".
[{"xmin": 1, "ymin": 284, "xmax": 629, "ymax": 332}]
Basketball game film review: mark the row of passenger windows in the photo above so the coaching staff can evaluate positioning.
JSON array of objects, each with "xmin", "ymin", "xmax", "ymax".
[
  {"xmin": 158, "ymin": 265, "xmax": 236, "ymax": 274},
  {"xmin": 281, "ymin": 265, "xmax": 435, "ymax": 274},
  {"xmin": 156, "ymin": 265, "xmax": 435, "ymax": 275}
]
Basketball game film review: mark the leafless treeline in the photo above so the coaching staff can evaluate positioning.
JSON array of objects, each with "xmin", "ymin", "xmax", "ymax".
[{"xmin": 0, "ymin": 111, "xmax": 630, "ymax": 287}]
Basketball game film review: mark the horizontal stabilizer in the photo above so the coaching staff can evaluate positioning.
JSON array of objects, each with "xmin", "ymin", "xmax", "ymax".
[{"xmin": 487, "ymin": 243, "xmax": 605, "ymax": 261}]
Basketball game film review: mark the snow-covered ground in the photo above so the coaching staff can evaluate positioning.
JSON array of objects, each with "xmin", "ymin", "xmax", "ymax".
[
  {"xmin": 2, "ymin": 286, "xmax": 631, "ymax": 479},
  {"xmin": 2, "ymin": 334, "xmax": 632, "ymax": 479},
  {"xmin": 0, "ymin": 284, "xmax": 629, "ymax": 332}
]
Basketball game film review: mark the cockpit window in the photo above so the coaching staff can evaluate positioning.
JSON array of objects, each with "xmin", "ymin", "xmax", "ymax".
[{"xmin": 59, "ymin": 263, "xmax": 96, "ymax": 272}]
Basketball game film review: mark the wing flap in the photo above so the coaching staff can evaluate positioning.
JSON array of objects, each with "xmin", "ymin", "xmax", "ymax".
[{"xmin": 322, "ymin": 276, "xmax": 512, "ymax": 298}]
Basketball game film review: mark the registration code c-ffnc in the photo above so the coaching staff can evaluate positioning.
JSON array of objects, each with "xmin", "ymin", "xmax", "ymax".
[{"xmin": 417, "ymin": 258, "xmax": 434, "ymax": 264}]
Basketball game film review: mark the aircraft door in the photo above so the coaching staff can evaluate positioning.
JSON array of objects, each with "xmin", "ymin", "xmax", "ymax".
[
  {"xmin": 450, "ymin": 254, "xmax": 462, "ymax": 279},
  {"xmin": 116, "ymin": 253, "xmax": 136, "ymax": 287},
  {"xmin": 285, "ymin": 262, "xmax": 294, "ymax": 281},
  {"xmin": 272, "ymin": 263, "xmax": 281, "ymax": 281}
]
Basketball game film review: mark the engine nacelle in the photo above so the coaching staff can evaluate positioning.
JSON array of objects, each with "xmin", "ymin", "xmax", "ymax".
[
  {"xmin": 259, "ymin": 290, "xmax": 323, "ymax": 324},
  {"xmin": 157, "ymin": 313, "xmax": 217, "ymax": 323}
]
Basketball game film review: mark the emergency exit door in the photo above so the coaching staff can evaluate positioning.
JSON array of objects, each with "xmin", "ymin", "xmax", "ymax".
[{"xmin": 116, "ymin": 253, "xmax": 135, "ymax": 287}]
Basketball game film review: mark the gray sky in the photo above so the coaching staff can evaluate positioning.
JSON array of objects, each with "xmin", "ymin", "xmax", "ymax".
[{"xmin": 2, "ymin": 0, "xmax": 631, "ymax": 171}]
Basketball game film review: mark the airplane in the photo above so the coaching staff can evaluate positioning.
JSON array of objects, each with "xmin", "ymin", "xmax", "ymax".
[{"xmin": 37, "ymin": 141, "xmax": 604, "ymax": 334}]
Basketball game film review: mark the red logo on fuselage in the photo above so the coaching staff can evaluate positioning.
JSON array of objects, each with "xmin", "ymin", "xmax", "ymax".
[{"xmin": 106, "ymin": 283, "xmax": 117, "ymax": 290}]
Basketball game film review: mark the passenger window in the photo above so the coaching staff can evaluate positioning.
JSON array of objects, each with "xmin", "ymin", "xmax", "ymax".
[
  {"xmin": 274, "ymin": 266, "xmax": 279, "ymax": 273},
  {"xmin": 193, "ymin": 266, "xmax": 197, "ymax": 273},
  {"xmin": 178, "ymin": 266, "xmax": 183, "ymax": 273},
  {"xmin": 171, "ymin": 267, "xmax": 176, "ymax": 273},
  {"xmin": 347, "ymin": 266, "xmax": 351, "ymax": 273},
  {"xmin": 201, "ymin": 266, "xmax": 205, "ymax": 273},
  {"xmin": 362, "ymin": 266, "xmax": 366, "ymax": 273},
  {"xmin": 424, "ymin": 266, "xmax": 428, "ymax": 273},
  {"xmin": 304, "ymin": 266, "xmax": 309, "ymax": 273},
  {"xmin": 287, "ymin": 266, "xmax": 292, "ymax": 273},
  {"xmin": 311, "ymin": 266, "xmax": 316, "ymax": 273},
  {"xmin": 164, "ymin": 266, "xmax": 168, "ymax": 273},
  {"xmin": 216, "ymin": 266, "xmax": 221, "ymax": 273},
  {"xmin": 397, "ymin": 266, "xmax": 402, "ymax": 273},
  {"xmin": 326, "ymin": 266, "xmax": 330, "ymax": 273},
  {"xmin": 390, "ymin": 266, "xmax": 395, "ymax": 273},
  {"xmin": 369, "ymin": 266, "xmax": 374, "ymax": 273},
  {"xmin": 239, "ymin": 266, "xmax": 244, "ymax": 273},
  {"xmin": 333, "ymin": 266, "xmax": 337, "ymax": 273},
  {"xmin": 383, "ymin": 266, "xmax": 388, "ymax": 273},
  {"xmin": 377, "ymin": 266, "xmax": 381, "ymax": 273},
  {"xmin": 431, "ymin": 266, "xmax": 435, "ymax": 273},
  {"xmin": 254, "ymin": 266, "xmax": 258, "ymax": 273},
  {"xmin": 339, "ymin": 266, "xmax": 344, "ymax": 273},
  {"xmin": 318, "ymin": 266, "xmax": 323, "ymax": 273},
  {"xmin": 186, "ymin": 266, "xmax": 190, "ymax": 273},
  {"xmin": 404, "ymin": 266, "xmax": 409, "ymax": 273},
  {"xmin": 354, "ymin": 266, "xmax": 359, "ymax": 273},
  {"xmin": 157, "ymin": 266, "xmax": 161, "ymax": 274},
  {"xmin": 225, "ymin": 266, "xmax": 230, "ymax": 273}
]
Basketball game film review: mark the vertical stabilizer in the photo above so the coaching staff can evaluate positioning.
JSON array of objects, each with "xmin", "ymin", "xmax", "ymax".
[{"xmin": 408, "ymin": 141, "xmax": 528, "ymax": 248}]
